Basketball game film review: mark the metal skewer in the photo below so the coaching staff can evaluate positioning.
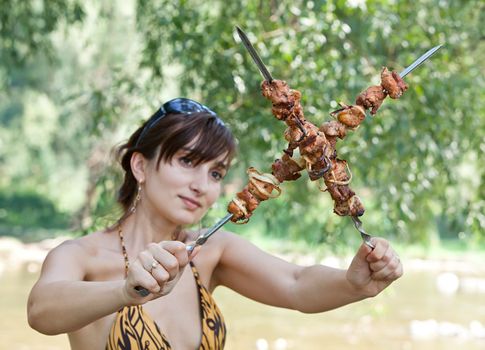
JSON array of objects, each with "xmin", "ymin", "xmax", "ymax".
[
  {"xmin": 400, "ymin": 44, "xmax": 443, "ymax": 78},
  {"xmin": 134, "ymin": 213, "xmax": 234, "ymax": 297},
  {"xmin": 186, "ymin": 213, "xmax": 234, "ymax": 252},
  {"xmin": 236, "ymin": 26, "xmax": 274, "ymax": 82},
  {"xmin": 351, "ymin": 44, "xmax": 443, "ymax": 248},
  {"xmin": 351, "ymin": 216, "xmax": 375, "ymax": 249},
  {"xmin": 236, "ymin": 27, "xmax": 443, "ymax": 249}
]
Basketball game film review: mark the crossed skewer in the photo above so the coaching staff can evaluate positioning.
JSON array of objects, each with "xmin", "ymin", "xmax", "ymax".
[
  {"xmin": 200, "ymin": 27, "xmax": 442, "ymax": 249},
  {"xmin": 134, "ymin": 27, "xmax": 442, "ymax": 297}
]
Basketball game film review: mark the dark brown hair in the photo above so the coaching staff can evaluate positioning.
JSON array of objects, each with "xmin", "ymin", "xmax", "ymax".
[{"xmin": 116, "ymin": 110, "xmax": 236, "ymax": 217}]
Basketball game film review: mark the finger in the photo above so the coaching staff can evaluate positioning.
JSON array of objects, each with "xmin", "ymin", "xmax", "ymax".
[
  {"xmin": 139, "ymin": 250, "xmax": 159, "ymax": 272},
  {"xmin": 129, "ymin": 262, "xmax": 161, "ymax": 294},
  {"xmin": 382, "ymin": 259, "xmax": 404, "ymax": 281},
  {"xmin": 373, "ymin": 259, "xmax": 403, "ymax": 282},
  {"xmin": 150, "ymin": 263, "xmax": 171, "ymax": 284},
  {"xmin": 371, "ymin": 254, "xmax": 402, "ymax": 280},
  {"xmin": 357, "ymin": 240, "xmax": 373, "ymax": 258},
  {"xmin": 159, "ymin": 241, "xmax": 190, "ymax": 268},
  {"xmin": 350, "ymin": 242, "xmax": 373, "ymax": 271},
  {"xmin": 369, "ymin": 248, "xmax": 394, "ymax": 272},
  {"xmin": 148, "ymin": 242, "xmax": 185, "ymax": 278},
  {"xmin": 366, "ymin": 238, "xmax": 390, "ymax": 263},
  {"xmin": 150, "ymin": 248, "xmax": 180, "ymax": 281},
  {"xmin": 188, "ymin": 245, "xmax": 202, "ymax": 260}
]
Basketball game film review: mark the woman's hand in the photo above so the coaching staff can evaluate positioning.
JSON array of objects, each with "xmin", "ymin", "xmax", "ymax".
[
  {"xmin": 346, "ymin": 238, "xmax": 403, "ymax": 298},
  {"xmin": 122, "ymin": 241, "xmax": 200, "ymax": 304}
]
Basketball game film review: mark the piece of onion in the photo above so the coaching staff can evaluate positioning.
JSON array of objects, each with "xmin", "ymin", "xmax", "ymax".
[
  {"xmin": 302, "ymin": 155, "xmax": 312, "ymax": 168},
  {"xmin": 247, "ymin": 168, "xmax": 281, "ymax": 199},
  {"xmin": 248, "ymin": 167, "xmax": 279, "ymax": 185},
  {"xmin": 326, "ymin": 162, "xmax": 353, "ymax": 185},
  {"xmin": 232, "ymin": 197, "xmax": 248, "ymax": 217},
  {"xmin": 317, "ymin": 178, "xmax": 328, "ymax": 192}
]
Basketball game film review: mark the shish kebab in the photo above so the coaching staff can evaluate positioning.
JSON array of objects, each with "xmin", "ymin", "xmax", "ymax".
[
  {"xmin": 192, "ymin": 28, "xmax": 442, "ymax": 251},
  {"xmin": 135, "ymin": 31, "xmax": 441, "ymax": 298}
]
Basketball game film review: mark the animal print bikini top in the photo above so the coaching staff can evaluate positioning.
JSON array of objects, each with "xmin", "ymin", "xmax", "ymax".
[{"xmin": 106, "ymin": 232, "xmax": 226, "ymax": 349}]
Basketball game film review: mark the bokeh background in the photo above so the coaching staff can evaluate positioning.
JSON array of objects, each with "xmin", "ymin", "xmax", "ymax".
[{"xmin": 0, "ymin": 0, "xmax": 484, "ymax": 349}]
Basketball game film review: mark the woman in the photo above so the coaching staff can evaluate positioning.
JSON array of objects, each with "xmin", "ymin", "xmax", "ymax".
[{"xmin": 28, "ymin": 98, "xmax": 403, "ymax": 350}]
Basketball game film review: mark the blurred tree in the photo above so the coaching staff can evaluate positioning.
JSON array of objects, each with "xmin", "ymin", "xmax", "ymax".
[
  {"xmin": 0, "ymin": 0, "xmax": 483, "ymax": 246},
  {"xmin": 0, "ymin": 1, "xmax": 149, "ymax": 231},
  {"xmin": 0, "ymin": 0, "xmax": 85, "ymax": 233},
  {"xmin": 135, "ymin": 0, "xmax": 484, "ymax": 245},
  {"xmin": 0, "ymin": 0, "xmax": 84, "ymax": 66},
  {"xmin": 0, "ymin": 190, "xmax": 69, "ymax": 229}
]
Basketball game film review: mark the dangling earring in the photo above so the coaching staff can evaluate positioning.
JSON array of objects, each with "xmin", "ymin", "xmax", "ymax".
[{"xmin": 130, "ymin": 181, "xmax": 142, "ymax": 213}]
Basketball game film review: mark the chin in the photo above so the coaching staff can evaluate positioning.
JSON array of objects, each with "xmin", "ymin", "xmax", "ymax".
[{"xmin": 173, "ymin": 212, "xmax": 203, "ymax": 226}]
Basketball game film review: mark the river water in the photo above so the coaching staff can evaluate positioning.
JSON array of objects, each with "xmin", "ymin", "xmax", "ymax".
[{"xmin": 1, "ymin": 254, "xmax": 485, "ymax": 349}]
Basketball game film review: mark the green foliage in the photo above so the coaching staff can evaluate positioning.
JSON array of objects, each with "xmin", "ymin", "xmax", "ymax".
[
  {"xmin": 0, "ymin": 190, "xmax": 69, "ymax": 230},
  {"xmin": 0, "ymin": 0, "xmax": 84, "ymax": 72},
  {"xmin": 0, "ymin": 0, "xmax": 483, "ymax": 247},
  {"xmin": 136, "ymin": 0, "xmax": 484, "ymax": 244},
  {"xmin": 0, "ymin": 1, "xmax": 156, "ymax": 233}
]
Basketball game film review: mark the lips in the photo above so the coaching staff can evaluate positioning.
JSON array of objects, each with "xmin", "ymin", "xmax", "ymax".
[{"xmin": 179, "ymin": 195, "xmax": 202, "ymax": 210}]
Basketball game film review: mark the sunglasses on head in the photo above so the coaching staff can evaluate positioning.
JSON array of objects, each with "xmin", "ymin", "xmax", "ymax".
[{"xmin": 135, "ymin": 98, "xmax": 224, "ymax": 146}]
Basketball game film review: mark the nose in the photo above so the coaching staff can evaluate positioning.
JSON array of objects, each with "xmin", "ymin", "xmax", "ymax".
[{"xmin": 189, "ymin": 168, "xmax": 210, "ymax": 195}]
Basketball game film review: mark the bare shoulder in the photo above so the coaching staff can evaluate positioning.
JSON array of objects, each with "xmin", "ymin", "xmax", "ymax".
[
  {"xmin": 45, "ymin": 237, "xmax": 88, "ymax": 263},
  {"xmin": 40, "ymin": 230, "xmax": 117, "ymax": 282},
  {"xmin": 48, "ymin": 231, "xmax": 108, "ymax": 259},
  {"xmin": 213, "ymin": 229, "xmax": 259, "ymax": 252}
]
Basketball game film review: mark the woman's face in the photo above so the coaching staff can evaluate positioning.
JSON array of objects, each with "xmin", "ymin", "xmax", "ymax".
[{"xmin": 142, "ymin": 147, "xmax": 229, "ymax": 226}]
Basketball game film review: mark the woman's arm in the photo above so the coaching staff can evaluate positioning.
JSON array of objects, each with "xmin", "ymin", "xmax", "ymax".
[
  {"xmin": 213, "ymin": 232, "xmax": 402, "ymax": 313},
  {"xmin": 27, "ymin": 241, "xmax": 128, "ymax": 335},
  {"xmin": 291, "ymin": 239, "xmax": 403, "ymax": 312},
  {"xmin": 28, "ymin": 238, "xmax": 193, "ymax": 335}
]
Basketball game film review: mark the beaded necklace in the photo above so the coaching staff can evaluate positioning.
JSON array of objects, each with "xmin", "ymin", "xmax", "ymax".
[
  {"xmin": 117, "ymin": 225, "xmax": 185, "ymax": 277},
  {"xmin": 117, "ymin": 226, "xmax": 130, "ymax": 277},
  {"xmin": 117, "ymin": 223, "xmax": 196, "ymax": 279}
]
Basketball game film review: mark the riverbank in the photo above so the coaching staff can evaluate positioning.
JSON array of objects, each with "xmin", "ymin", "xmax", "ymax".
[
  {"xmin": 0, "ymin": 236, "xmax": 71, "ymax": 275},
  {"xmin": 1, "ymin": 235, "xmax": 484, "ymax": 275},
  {"xmin": 2, "ymin": 235, "xmax": 485, "ymax": 350}
]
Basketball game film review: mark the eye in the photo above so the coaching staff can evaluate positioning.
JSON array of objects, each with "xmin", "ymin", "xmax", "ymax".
[
  {"xmin": 179, "ymin": 156, "xmax": 193, "ymax": 167},
  {"xmin": 211, "ymin": 170, "xmax": 224, "ymax": 181}
]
